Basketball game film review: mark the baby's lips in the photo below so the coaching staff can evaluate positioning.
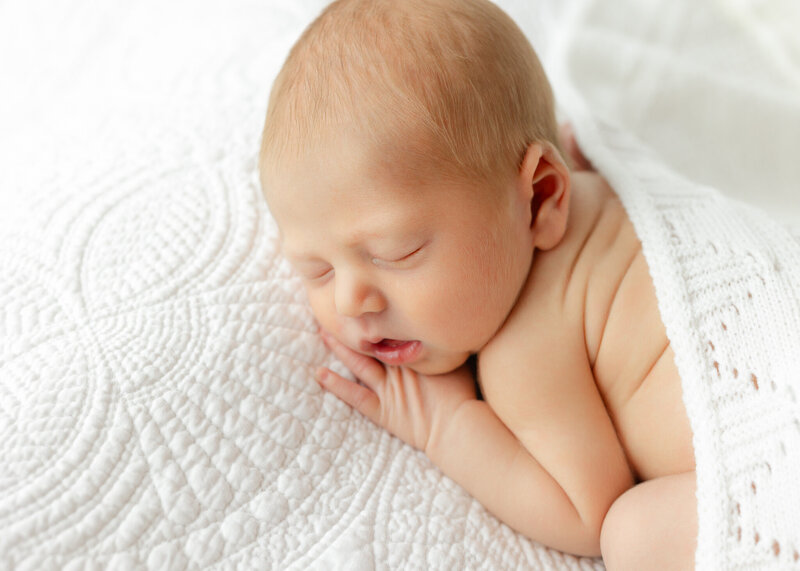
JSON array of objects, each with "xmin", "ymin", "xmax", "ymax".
[
  {"xmin": 358, "ymin": 338, "xmax": 377, "ymax": 353},
  {"xmin": 368, "ymin": 339, "xmax": 422, "ymax": 366}
]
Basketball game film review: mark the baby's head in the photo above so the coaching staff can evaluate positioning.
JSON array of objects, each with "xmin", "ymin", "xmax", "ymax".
[
  {"xmin": 260, "ymin": 0, "xmax": 571, "ymax": 374},
  {"xmin": 261, "ymin": 0, "xmax": 560, "ymax": 182}
]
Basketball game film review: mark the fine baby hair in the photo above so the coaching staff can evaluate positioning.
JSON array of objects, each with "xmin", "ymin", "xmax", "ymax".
[{"xmin": 259, "ymin": 0, "xmax": 560, "ymax": 185}]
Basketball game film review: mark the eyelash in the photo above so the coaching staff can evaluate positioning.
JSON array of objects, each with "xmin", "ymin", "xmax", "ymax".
[
  {"xmin": 305, "ymin": 268, "xmax": 333, "ymax": 282},
  {"xmin": 372, "ymin": 244, "xmax": 425, "ymax": 266},
  {"xmin": 298, "ymin": 243, "xmax": 426, "ymax": 283}
]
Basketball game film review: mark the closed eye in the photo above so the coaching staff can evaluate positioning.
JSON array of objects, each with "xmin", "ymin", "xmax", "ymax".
[
  {"xmin": 300, "ymin": 266, "xmax": 333, "ymax": 283},
  {"xmin": 372, "ymin": 243, "xmax": 427, "ymax": 266}
]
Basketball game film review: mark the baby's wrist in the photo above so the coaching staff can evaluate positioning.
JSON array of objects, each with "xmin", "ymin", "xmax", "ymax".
[{"xmin": 424, "ymin": 399, "xmax": 484, "ymax": 464}]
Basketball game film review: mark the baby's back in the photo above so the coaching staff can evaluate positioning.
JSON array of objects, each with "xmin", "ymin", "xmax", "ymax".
[
  {"xmin": 479, "ymin": 172, "xmax": 694, "ymax": 483},
  {"xmin": 574, "ymin": 174, "xmax": 694, "ymax": 481}
]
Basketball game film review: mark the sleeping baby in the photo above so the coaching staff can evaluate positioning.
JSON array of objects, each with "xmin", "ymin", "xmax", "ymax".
[{"xmin": 259, "ymin": 0, "xmax": 800, "ymax": 568}]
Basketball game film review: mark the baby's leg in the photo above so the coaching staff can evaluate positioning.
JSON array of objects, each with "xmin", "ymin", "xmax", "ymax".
[{"xmin": 600, "ymin": 471, "xmax": 697, "ymax": 570}]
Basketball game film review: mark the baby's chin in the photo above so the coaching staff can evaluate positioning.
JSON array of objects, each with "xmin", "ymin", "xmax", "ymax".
[{"xmin": 406, "ymin": 351, "xmax": 472, "ymax": 377}]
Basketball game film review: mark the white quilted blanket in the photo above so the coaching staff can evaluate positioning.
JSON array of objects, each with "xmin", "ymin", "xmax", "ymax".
[
  {"xmin": 2, "ymin": 0, "xmax": 798, "ymax": 569},
  {"xmin": 0, "ymin": 1, "xmax": 600, "ymax": 568}
]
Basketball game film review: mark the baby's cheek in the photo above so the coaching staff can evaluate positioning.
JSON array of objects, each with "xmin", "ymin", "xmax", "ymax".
[
  {"xmin": 415, "ymin": 283, "xmax": 483, "ymax": 345},
  {"xmin": 306, "ymin": 291, "xmax": 338, "ymax": 331}
]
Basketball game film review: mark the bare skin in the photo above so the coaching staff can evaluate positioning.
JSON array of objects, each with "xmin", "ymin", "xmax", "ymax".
[
  {"xmin": 480, "ymin": 168, "xmax": 697, "ymax": 567},
  {"xmin": 561, "ymin": 127, "xmax": 697, "ymax": 569},
  {"xmin": 269, "ymin": 128, "xmax": 697, "ymax": 566}
]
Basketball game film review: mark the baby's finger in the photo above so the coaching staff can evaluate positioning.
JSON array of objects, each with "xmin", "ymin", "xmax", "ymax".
[
  {"xmin": 320, "ymin": 330, "xmax": 386, "ymax": 388},
  {"xmin": 316, "ymin": 367, "xmax": 381, "ymax": 423}
]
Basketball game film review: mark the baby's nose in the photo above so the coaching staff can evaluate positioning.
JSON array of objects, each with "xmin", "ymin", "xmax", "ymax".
[{"xmin": 334, "ymin": 274, "xmax": 386, "ymax": 317}]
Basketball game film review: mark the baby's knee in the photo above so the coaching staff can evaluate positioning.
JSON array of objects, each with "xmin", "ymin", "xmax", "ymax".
[
  {"xmin": 599, "ymin": 477, "xmax": 696, "ymax": 571},
  {"xmin": 600, "ymin": 490, "xmax": 646, "ymax": 570}
]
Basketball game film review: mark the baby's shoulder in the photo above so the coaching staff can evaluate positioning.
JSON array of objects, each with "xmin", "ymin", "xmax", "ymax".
[
  {"xmin": 477, "ymin": 262, "xmax": 594, "ymax": 423},
  {"xmin": 476, "ymin": 172, "xmax": 642, "ymax": 406}
]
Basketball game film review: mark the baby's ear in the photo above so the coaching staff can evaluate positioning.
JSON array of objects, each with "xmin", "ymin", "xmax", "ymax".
[{"xmin": 518, "ymin": 142, "xmax": 571, "ymax": 250}]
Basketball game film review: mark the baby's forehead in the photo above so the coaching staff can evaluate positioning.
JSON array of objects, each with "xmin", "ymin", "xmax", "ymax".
[{"xmin": 265, "ymin": 127, "xmax": 445, "ymax": 191}]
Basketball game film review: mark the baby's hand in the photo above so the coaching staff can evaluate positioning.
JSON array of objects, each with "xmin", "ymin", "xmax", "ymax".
[{"xmin": 316, "ymin": 330, "xmax": 476, "ymax": 454}]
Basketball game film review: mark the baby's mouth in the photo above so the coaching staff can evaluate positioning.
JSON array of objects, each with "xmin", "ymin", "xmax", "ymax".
[
  {"xmin": 361, "ymin": 338, "xmax": 422, "ymax": 366},
  {"xmin": 376, "ymin": 339, "xmax": 408, "ymax": 349}
]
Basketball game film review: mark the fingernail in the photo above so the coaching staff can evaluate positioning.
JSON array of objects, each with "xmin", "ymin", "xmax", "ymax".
[{"xmin": 315, "ymin": 367, "xmax": 328, "ymax": 384}]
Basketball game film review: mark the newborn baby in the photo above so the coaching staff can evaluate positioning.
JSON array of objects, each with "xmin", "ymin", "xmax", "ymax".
[{"xmin": 260, "ymin": 0, "xmax": 697, "ymax": 567}]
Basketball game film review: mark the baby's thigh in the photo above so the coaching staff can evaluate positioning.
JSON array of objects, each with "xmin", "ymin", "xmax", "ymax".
[{"xmin": 600, "ymin": 471, "xmax": 697, "ymax": 571}]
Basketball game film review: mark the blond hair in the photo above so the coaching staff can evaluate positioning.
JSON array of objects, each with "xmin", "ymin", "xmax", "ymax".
[{"xmin": 260, "ymin": 0, "xmax": 558, "ymax": 184}]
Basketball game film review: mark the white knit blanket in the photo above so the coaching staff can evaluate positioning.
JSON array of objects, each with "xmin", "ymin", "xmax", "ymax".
[
  {"xmin": 2, "ymin": 0, "xmax": 799, "ymax": 569},
  {"xmin": 569, "ymin": 111, "xmax": 800, "ymax": 569},
  {"xmin": 545, "ymin": 3, "xmax": 800, "ymax": 566}
]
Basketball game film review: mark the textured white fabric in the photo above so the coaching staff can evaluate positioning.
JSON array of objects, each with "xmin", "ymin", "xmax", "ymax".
[
  {"xmin": 553, "ymin": 64, "xmax": 800, "ymax": 571},
  {"xmin": 546, "ymin": 2, "xmax": 800, "ymax": 567},
  {"xmin": 590, "ymin": 118, "xmax": 800, "ymax": 570},
  {"xmin": 0, "ymin": 0, "xmax": 601, "ymax": 568},
  {"xmin": 2, "ymin": 0, "xmax": 799, "ymax": 569},
  {"xmin": 545, "ymin": 0, "xmax": 800, "ymax": 227}
]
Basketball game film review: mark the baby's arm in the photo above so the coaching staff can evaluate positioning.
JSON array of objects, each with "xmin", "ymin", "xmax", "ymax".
[
  {"xmin": 317, "ymin": 330, "xmax": 630, "ymax": 557},
  {"xmin": 428, "ymin": 399, "xmax": 608, "ymax": 555}
]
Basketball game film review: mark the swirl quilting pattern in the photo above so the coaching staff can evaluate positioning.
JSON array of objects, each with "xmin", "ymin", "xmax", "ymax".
[{"xmin": 0, "ymin": 0, "xmax": 603, "ymax": 569}]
